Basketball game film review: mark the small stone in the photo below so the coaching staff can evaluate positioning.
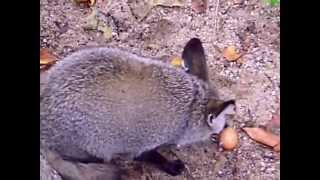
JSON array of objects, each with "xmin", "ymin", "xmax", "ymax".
[
  {"xmin": 260, "ymin": 166, "xmax": 266, "ymax": 171},
  {"xmin": 263, "ymin": 152, "xmax": 274, "ymax": 159},
  {"xmin": 242, "ymin": 136, "xmax": 248, "ymax": 140}
]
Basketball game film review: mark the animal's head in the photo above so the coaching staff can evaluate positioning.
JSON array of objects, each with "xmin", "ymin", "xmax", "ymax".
[{"xmin": 177, "ymin": 38, "xmax": 236, "ymax": 145}]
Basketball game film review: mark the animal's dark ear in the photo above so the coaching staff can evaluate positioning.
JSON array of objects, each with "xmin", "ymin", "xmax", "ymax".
[
  {"xmin": 207, "ymin": 99, "xmax": 235, "ymax": 116},
  {"xmin": 182, "ymin": 38, "xmax": 208, "ymax": 81}
]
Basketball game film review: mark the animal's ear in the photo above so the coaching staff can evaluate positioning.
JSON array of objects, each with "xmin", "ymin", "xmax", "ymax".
[
  {"xmin": 207, "ymin": 99, "xmax": 235, "ymax": 117},
  {"xmin": 182, "ymin": 38, "xmax": 208, "ymax": 81}
]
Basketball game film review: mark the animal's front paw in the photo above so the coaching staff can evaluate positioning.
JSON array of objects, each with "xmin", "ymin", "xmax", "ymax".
[{"xmin": 162, "ymin": 159, "xmax": 185, "ymax": 176}]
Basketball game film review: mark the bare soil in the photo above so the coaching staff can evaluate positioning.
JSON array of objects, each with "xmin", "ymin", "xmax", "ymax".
[{"xmin": 40, "ymin": 0, "xmax": 280, "ymax": 179}]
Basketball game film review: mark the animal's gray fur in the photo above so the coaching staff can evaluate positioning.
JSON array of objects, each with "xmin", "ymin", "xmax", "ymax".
[{"xmin": 40, "ymin": 40, "xmax": 228, "ymax": 164}]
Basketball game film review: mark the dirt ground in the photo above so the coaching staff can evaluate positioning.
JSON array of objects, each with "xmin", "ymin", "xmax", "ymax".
[{"xmin": 40, "ymin": 0, "xmax": 280, "ymax": 179}]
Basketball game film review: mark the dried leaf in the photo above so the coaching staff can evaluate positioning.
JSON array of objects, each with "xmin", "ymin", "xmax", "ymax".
[
  {"xmin": 83, "ymin": 9, "xmax": 99, "ymax": 30},
  {"xmin": 152, "ymin": 0, "xmax": 185, "ymax": 7},
  {"xmin": 170, "ymin": 56, "xmax": 184, "ymax": 68},
  {"xmin": 243, "ymin": 127, "xmax": 280, "ymax": 149},
  {"xmin": 128, "ymin": 0, "xmax": 154, "ymax": 20},
  {"xmin": 222, "ymin": 46, "xmax": 242, "ymax": 61},
  {"xmin": 273, "ymin": 143, "xmax": 280, "ymax": 152},
  {"xmin": 98, "ymin": 25, "xmax": 113, "ymax": 40},
  {"xmin": 74, "ymin": 0, "xmax": 96, "ymax": 7},
  {"xmin": 191, "ymin": 0, "xmax": 207, "ymax": 13},
  {"xmin": 128, "ymin": 0, "xmax": 185, "ymax": 20},
  {"xmin": 40, "ymin": 49, "xmax": 56, "ymax": 66}
]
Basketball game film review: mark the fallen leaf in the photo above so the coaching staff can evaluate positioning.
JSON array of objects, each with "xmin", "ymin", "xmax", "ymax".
[
  {"xmin": 128, "ymin": 0, "xmax": 185, "ymax": 20},
  {"xmin": 243, "ymin": 127, "xmax": 280, "ymax": 150},
  {"xmin": 222, "ymin": 46, "xmax": 242, "ymax": 61},
  {"xmin": 152, "ymin": 0, "xmax": 185, "ymax": 7},
  {"xmin": 265, "ymin": 0, "xmax": 280, "ymax": 7},
  {"xmin": 97, "ymin": 25, "xmax": 113, "ymax": 40},
  {"xmin": 273, "ymin": 143, "xmax": 280, "ymax": 152},
  {"xmin": 127, "ymin": 0, "xmax": 154, "ymax": 20},
  {"xmin": 83, "ymin": 9, "xmax": 99, "ymax": 30},
  {"xmin": 74, "ymin": 0, "xmax": 96, "ymax": 7},
  {"xmin": 170, "ymin": 56, "xmax": 184, "ymax": 68},
  {"xmin": 40, "ymin": 49, "xmax": 56, "ymax": 66},
  {"xmin": 191, "ymin": 0, "xmax": 207, "ymax": 13}
]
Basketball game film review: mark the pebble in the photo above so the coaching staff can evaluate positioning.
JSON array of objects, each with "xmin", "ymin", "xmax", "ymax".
[
  {"xmin": 41, "ymin": 0, "xmax": 280, "ymax": 179},
  {"xmin": 242, "ymin": 136, "xmax": 248, "ymax": 141},
  {"xmin": 260, "ymin": 166, "xmax": 266, "ymax": 172},
  {"xmin": 263, "ymin": 152, "xmax": 275, "ymax": 160}
]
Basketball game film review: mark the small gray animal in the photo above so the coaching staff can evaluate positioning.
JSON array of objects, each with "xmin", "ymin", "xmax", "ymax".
[{"xmin": 40, "ymin": 38, "xmax": 235, "ymax": 179}]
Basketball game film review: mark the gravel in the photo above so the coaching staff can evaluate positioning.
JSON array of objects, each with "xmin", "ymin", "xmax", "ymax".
[{"xmin": 40, "ymin": 0, "xmax": 280, "ymax": 179}]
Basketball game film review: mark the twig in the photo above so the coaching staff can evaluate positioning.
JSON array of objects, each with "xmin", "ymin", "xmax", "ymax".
[{"xmin": 213, "ymin": 0, "xmax": 220, "ymax": 40}]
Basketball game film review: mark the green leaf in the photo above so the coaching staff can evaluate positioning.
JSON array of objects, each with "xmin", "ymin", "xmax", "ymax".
[{"xmin": 264, "ymin": 0, "xmax": 279, "ymax": 7}]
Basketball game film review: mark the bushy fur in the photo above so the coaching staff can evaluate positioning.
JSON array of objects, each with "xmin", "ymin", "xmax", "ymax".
[
  {"xmin": 40, "ymin": 39, "xmax": 235, "ymax": 177},
  {"xmin": 40, "ymin": 47, "xmax": 216, "ymax": 162}
]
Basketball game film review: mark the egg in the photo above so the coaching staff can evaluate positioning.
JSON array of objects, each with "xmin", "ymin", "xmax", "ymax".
[{"xmin": 219, "ymin": 127, "xmax": 238, "ymax": 150}]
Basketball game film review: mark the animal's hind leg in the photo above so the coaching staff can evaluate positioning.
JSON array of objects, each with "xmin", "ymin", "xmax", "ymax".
[
  {"xmin": 61, "ymin": 154, "xmax": 104, "ymax": 164},
  {"xmin": 44, "ymin": 149, "xmax": 122, "ymax": 180},
  {"xmin": 55, "ymin": 145, "xmax": 104, "ymax": 164},
  {"xmin": 134, "ymin": 149, "xmax": 185, "ymax": 176}
]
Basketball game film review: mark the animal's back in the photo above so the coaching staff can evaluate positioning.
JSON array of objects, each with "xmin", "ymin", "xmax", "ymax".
[{"xmin": 40, "ymin": 48, "xmax": 199, "ymax": 161}]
